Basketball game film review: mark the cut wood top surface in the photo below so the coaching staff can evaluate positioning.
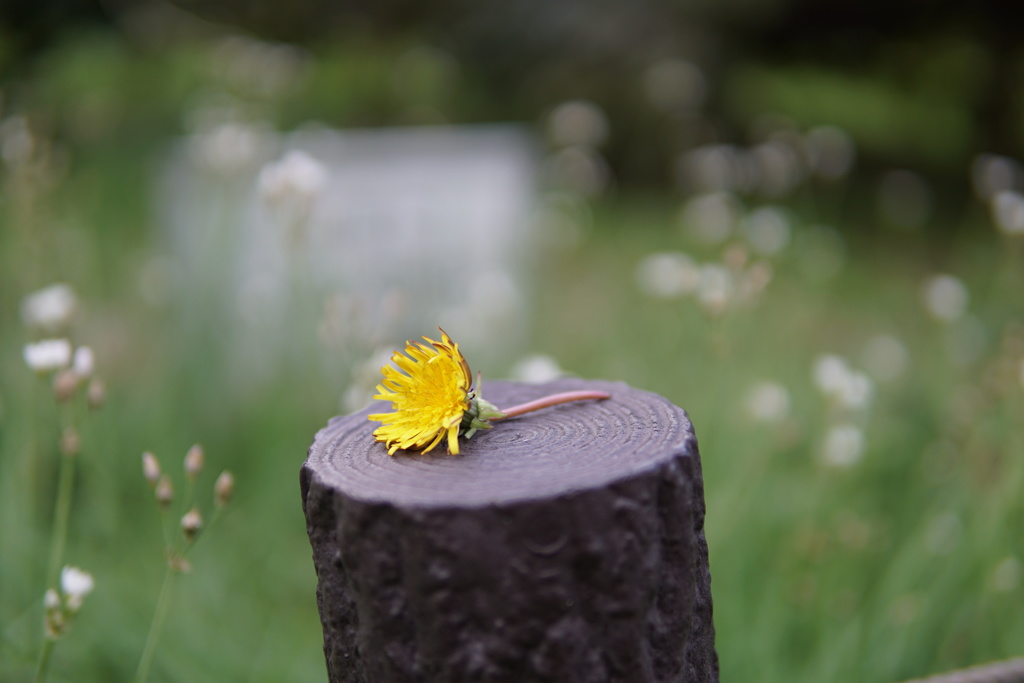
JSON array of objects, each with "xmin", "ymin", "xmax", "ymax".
[{"xmin": 306, "ymin": 378, "xmax": 696, "ymax": 507}]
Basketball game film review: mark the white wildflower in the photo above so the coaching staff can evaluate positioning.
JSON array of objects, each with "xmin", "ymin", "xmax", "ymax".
[
  {"xmin": 679, "ymin": 191, "xmax": 741, "ymax": 244},
  {"xmin": 922, "ymin": 274, "xmax": 968, "ymax": 323},
  {"xmin": 258, "ymin": 149, "xmax": 328, "ymax": 207},
  {"xmin": 43, "ymin": 588, "xmax": 64, "ymax": 639},
  {"xmin": 678, "ymin": 145, "xmax": 747, "ymax": 194},
  {"xmin": 992, "ymin": 190, "xmax": 1024, "ymax": 236},
  {"xmin": 695, "ymin": 263, "xmax": 734, "ymax": 315},
  {"xmin": 21, "ymin": 283, "xmax": 77, "ymax": 331},
  {"xmin": 546, "ymin": 145, "xmax": 610, "ymax": 197},
  {"xmin": 190, "ymin": 121, "xmax": 269, "ymax": 174},
  {"xmin": 813, "ymin": 354, "xmax": 850, "ymax": 395},
  {"xmin": 0, "ymin": 115, "xmax": 35, "ymax": 167},
  {"xmin": 744, "ymin": 381, "xmax": 791, "ymax": 423},
  {"xmin": 546, "ymin": 99, "xmax": 609, "ymax": 148},
  {"xmin": 752, "ymin": 140, "xmax": 803, "ymax": 197},
  {"xmin": 635, "ymin": 252, "xmax": 699, "ymax": 299},
  {"xmin": 862, "ymin": 334, "xmax": 909, "ymax": 382},
  {"xmin": 813, "ymin": 354, "xmax": 873, "ymax": 410},
  {"xmin": 742, "ymin": 206, "xmax": 791, "ymax": 256},
  {"xmin": 72, "ymin": 346, "xmax": 95, "ymax": 378},
  {"xmin": 24, "ymin": 339, "xmax": 72, "ymax": 373},
  {"xmin": 838, "ymin": 370, "xmax": 873, "ymax": 410},
  {"xmin": 510, "ymin": 355, "xmax": 563, "ymax": 384},
  {"xmin": 971, "ymin": 153, "xmax": 1020, "ymax": 200},
  {"xmin": 60, "ymin": 566, "xmax": 94, "ymax": 611},
  {"xmin": 821, "ymin": 424, "xmax": 865, "ymax": 468}
]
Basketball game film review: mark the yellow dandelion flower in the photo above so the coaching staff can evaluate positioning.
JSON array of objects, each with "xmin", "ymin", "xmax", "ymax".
[
  {"xmin": 368, "ymin": 328, "xmax": 612, "ymax": 455},
  {"xmin": 368, "ymin": 330, "xmax": 473, "ymax": 455}
]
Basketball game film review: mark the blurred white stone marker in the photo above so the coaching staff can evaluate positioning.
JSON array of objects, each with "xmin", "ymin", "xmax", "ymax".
[{"xmin": 159, "ymin": 124, "xmax": 540, "ymax": 375}]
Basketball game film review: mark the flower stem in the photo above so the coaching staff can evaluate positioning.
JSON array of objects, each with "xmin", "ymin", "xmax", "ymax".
[
  {"xmin": 496, "ymin": 390, "xmax": 610, "ymax": 420},
  {"xmin": 134, "ymin": 566, "xmax": 178, "ymax": 683},
  {"xmin": 45, "ymin": 451, "xmax": 75, "ymax": 592},
  {"xmin": 33, "ymin": 637, "xmax": 55, "ymax": 683}
]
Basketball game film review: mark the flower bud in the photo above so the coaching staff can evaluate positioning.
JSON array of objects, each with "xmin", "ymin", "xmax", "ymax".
[
  {"xmin": 53, "ymin": 369, "xmax": 79, "ymax": 402},
  {"xmin": 44, "ymin": 588, "xmax": 61, "ymax": 611},
  {"xmin": 142, "ymin": 452, "xmax": 161, "ymax": 488},
  {"xmin": 87, "ymin": 377, "xmax": 105, "ymax": 410},
  {"xmin": 214, "ymin": 470, "xmax": 234, "ymax": 507},
  {"xmin": 44, "ymin": 589, "xmax": 64, "ymax": 639},
  {"xmin": 184, "ymin": 444, "xmax": 204, "ymax": 482},
  {"xmin": 169, "ymin": 555, "xmax": 192, "ymax": 573},
  {"xmin": 181, "ymin": 508, "xmax": 203, "ymax": 542},
  {"xmin": 60, "ymin": 427, "xmax": 81, "ymax": 457},
  {"xmin": 155, "ymin": 475, "xmax": 173, "ymax": 508}
]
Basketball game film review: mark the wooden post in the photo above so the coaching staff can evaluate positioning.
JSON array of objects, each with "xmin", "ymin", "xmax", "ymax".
[{"xmin": 301, "ymin": 378, "xmax": 718, "ymax": 682}]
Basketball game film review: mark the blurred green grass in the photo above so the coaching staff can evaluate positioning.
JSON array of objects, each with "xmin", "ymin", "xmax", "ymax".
[
  {"xmin": 2, "ymin": 26, "xmax": 1024, "ymax": 683},
  {"xmin": 533, "ymin": 199, "xmax": 1024, "ymax": 681}
]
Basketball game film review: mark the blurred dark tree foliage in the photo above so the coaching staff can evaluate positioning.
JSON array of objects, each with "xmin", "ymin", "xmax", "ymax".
[
  {"xmin": 739, "ymin": 0, "xmax": 1024, "ymax": 158},
  {"xmin": 0, "ymin": 0, "xmax": 107, "ymax": 63},
  {"xmin": 3, "ymin": 0, "xmax": 1024, "ymax": 192}
]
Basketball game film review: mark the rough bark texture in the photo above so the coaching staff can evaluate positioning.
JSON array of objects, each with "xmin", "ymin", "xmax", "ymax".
[{"xmin": 301, "ymin": 378, "xmax": 718, "ymax": 682}]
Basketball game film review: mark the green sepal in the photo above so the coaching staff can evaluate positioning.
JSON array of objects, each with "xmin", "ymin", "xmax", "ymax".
[{"xmin": 460, "ymin": 392, "xmax": 506, "ymax": 441}]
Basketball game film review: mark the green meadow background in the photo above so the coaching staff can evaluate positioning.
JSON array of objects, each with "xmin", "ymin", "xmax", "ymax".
[{"xmin": 2, "ymin": 9, "xmax": 1024, "ymax": 682}]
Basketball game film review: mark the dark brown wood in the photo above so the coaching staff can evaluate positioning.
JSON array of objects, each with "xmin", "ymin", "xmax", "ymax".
[
  {"xmin": 300, "ymin": 378, "xmax": 718, "ymax": 682},
  {"xmin": 900, "ymin": 658, "xmax": 1024, "ymax": 683}
]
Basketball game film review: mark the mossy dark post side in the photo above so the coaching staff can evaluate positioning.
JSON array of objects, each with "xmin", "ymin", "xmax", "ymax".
[{"xmin": 301, "ymin": 379, "xmax": 718, "ymax": 682}]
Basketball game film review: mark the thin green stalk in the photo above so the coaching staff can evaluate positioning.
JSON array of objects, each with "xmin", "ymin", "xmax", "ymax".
[
  {"xmin": 134, "ymin": 567, "xmax": 178, "ymax": 683},
  {"xmin": 185, "ymin": 478, "xmax": 196, "ymax": 518},
  {"xmin": 45, "ymin": 451, "xmax": 75, "ymax": 593},
  {"xmin": 35, "ymin": 442, "xmax": 76, "ymax": 683},
  {"xmin": 33, "ymin": 636, "xmax": 56, "ymax": 683},
  {"xmin": 26, "ymin": 375, "xmax": 38, "ymax": 503}
]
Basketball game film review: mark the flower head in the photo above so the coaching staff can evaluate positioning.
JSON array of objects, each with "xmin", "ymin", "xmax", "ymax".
[
  {"xmin": 368, "ymin": 330, "xmax": 474, "ymax": 455},
  {"xmin": 744, "ymin": 381, "xmax": 791, "ymax": 423},
  {"xmin": 368, "ymin": 329, "xmax": 612, "ymax": 456},
  {"xmin": 258, "ymin": 149, "xmax": 327, "ymax": 208},
  {"xmin": 21, "ymin": 283, "xmax": 76, "ymax": 332},
  {"xmin": 72, "ymin": 345, "xmax": 95, "ymax": 378},
  {"xmin": 60, "ymin": 566, "xmax": 94, "ymax": 612},
  {"xmin": 922, "ymin": 274, "xmax": 969, "ymax": 323},
  {"xmin": 24, "ymin": 338, "xmax": 72, "ymax": 373}
]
